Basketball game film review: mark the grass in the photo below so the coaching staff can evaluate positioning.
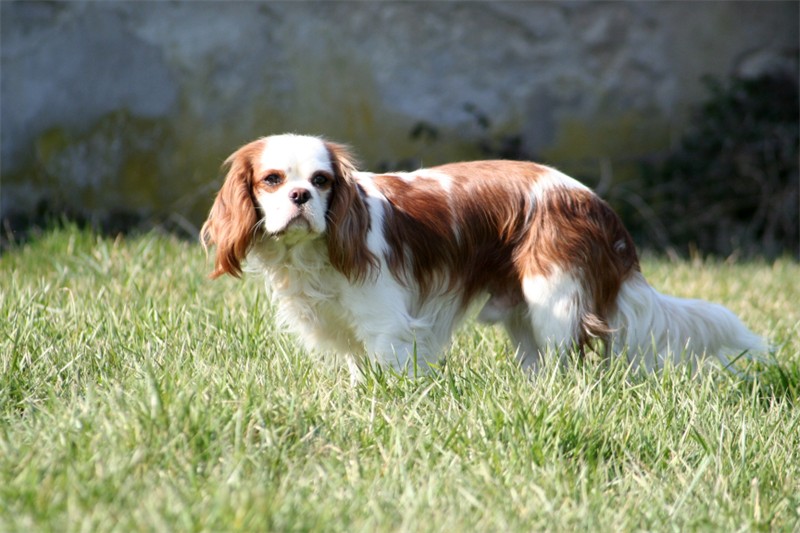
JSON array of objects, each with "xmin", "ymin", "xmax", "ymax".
[{"xmin": 1, "ymin": 224, "xmax": 799, "ymax": 532}]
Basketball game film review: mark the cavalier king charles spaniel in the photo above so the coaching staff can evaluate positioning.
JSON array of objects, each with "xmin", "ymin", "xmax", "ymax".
[{"xmin": 201, "ymin": 134, "xmax": 765, "ymax": 382}]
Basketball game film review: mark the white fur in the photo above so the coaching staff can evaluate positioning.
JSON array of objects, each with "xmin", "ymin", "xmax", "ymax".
[
  {"xmin": 521, "ymin": 269, "xmax": 583, "ymax": 365},
  {"xmin": 608, "ymin": 272, "xmax": 768, "ymax": 372},
  {"xmin": 531, "ymin": 165, "xmax": 592, "ymax": 200},
  {"xmin": 397, "ymin": 169, "xmax": 455, "ymax": 192}
]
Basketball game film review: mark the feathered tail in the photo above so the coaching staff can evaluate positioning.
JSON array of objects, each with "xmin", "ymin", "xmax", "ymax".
[{"xmin": 609, "ymin": 272, "xmax": 768, "ymax": 372}]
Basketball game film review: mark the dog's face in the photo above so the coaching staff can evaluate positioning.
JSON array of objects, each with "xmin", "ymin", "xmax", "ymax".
[
  {"xmin": 254, "ymin": 135, "xmax": 334, "ymax": 236},
  {"xmin": 202, "ymin": 134, "xmax": 375, "ymax": 280}
]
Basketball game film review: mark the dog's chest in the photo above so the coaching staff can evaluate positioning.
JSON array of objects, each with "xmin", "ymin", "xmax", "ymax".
[{"xmin": 258, "ymin": 242, "xmax": 364, "ymax": 355}]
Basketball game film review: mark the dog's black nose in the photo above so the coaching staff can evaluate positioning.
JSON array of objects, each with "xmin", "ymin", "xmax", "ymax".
[{"xmin": 289, "ymin": 188, "xmax": 311, "ymax": 205}]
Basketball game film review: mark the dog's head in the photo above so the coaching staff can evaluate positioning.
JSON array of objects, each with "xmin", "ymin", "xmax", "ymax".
[{"xmin": 201, "ymin": 134, "xmax": 375, "ymax": 280}]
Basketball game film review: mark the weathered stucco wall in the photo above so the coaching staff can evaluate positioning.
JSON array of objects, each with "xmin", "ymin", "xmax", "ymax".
[{"xmin": 2, "ymin": 1, "xmax": 797, "ymax": 228}]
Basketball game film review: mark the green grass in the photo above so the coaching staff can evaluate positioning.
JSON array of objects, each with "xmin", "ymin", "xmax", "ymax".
[{"xmin": 1, "ymin": 225, "xmax": 799, "ymax": 532}]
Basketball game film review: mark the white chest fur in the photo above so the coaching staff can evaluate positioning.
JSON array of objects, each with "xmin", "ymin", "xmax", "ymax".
[{"xmin": 250, "ymin": 236, "xmax": 364, "ymax": 356}]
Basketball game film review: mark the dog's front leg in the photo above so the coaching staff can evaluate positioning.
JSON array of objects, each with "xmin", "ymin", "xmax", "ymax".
[
  {"xmin": 344, "ymin": 339, "xmax": 432, "ymax": 385},
  {"xmin": 346, "ymin": 356, "xmax": 364, "ymax": 386}
]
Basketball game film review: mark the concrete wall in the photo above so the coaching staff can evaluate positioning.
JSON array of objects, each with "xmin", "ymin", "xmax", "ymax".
[{"xmin": 2, "ymin": 1, "xmax": 797, "ymax": 227}]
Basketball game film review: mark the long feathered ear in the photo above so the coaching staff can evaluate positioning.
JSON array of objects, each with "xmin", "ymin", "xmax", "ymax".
[
  {"xmin": 325, "ymin": 142, "xmax": 378, "ymax": 283},
  {"xmin": 200, "ymin": 140, "xmax": 264, "ymax": 279}
]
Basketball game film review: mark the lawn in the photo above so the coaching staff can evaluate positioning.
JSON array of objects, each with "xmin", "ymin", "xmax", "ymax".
[{"xmin": 1, "ymin": 226, "xmax": 799, "ymax": 532}]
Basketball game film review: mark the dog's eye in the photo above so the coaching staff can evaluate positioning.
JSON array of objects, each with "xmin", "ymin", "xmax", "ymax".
[
  {"xmin": 263, "ymin": 173, "xmax": 282, "ymax": 185},
  {"xmin": 311, "ymin": 173, "xmax": 330, "ymax": 187}
]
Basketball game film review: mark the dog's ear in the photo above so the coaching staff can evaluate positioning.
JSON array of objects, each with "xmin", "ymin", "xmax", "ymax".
[
  {"xmin": 201, "ymin": 141, "xmax": 263, "ymax": 278},
  {"xmin": 324, "ymin": 142, "xmax": 378, "ymax": 283}
]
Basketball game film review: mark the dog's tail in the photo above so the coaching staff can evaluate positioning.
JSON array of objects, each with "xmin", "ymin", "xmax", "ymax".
[{"xmin": 609, "ymin": 272, "xmax": 768, "ymax": 372}]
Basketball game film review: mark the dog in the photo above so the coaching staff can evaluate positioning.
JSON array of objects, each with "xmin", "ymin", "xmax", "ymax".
[{"xmin": 201, "ymin": 134, "xmax": 765, "ymax": 382}]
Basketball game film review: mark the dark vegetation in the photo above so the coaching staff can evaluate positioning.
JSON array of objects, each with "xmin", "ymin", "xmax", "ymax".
[{"xmin": 629, "ymin": 72, "xmax": 798, "ymax": 258}]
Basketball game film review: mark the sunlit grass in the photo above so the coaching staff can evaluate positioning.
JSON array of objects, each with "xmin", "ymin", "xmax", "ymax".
[{"xmin": 2, "ymin": 226, "xmax": 798, "ymax": 531}]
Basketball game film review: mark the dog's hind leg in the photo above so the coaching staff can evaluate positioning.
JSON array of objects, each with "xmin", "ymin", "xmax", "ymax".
[
  {"xmin": 521, "ymin": 269, "xmax": 587, "ymax": 367},
  {"xmin": 501, "ymin": 305, "xmax": 543, "ymax": 372}
]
